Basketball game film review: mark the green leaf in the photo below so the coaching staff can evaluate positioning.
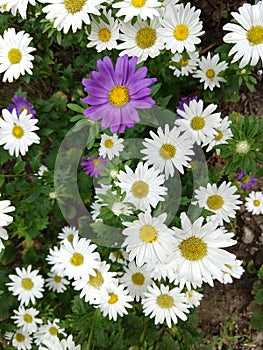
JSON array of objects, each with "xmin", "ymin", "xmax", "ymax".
[
  {"xmin": 67, "ymin": 103, "xmax": 85, "ymax": 113},
  {"xmin": 14, "ymin": 157, "xmax": 26, "ymax": 174},
  {"xmin": 255, "ymin": 289, "xmax": 263, "ymax": 305},
  {"xmin": 249, "ymin": 312, "xmax": 263, "ymax": 331}
]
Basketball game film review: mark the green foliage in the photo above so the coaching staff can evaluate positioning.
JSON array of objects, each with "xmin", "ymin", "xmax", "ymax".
[{"xmin": 249, "ymin": 265, "xmax": 263, "ymax": 331}]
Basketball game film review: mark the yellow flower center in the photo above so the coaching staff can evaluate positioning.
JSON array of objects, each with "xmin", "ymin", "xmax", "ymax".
[
  {"xmin": 64, "ymin": 0, "xmax": 86, "ymax": 13},
  {"xmin": 21, "ymin": 278, "xmax": 34, "ymax": 290},
  {"xmin": 136, "ymin": 27, "xmax": 157, "ymax": 49},
  {"xmin": 140, "ymin": 225, "xmax": 157, "ymax": 243},
  {"xmin": 247, "ymin": 25, "xmax": 263, "ymax": 45},
  {"xmin": 157, "ymin": 294, "xmax": 174, "ymax": 308},
  {"xmin": 174, "ymin": 24, "xmax": 189, "ymax": 41},
  {"xmin": 67, "ymin": 233, "xmax": 74, "ymax": 242},
  {"xmin": 88, "ymin": 269, "xmax": 104, "ymax": 287},
  {"xmin": 70, "ymin": 252, "xmax": 84, "ymax": 266},
  {"xmin": 132, "ymin": 272, "xmax": 145, "ymax": 285},
  {"xmin": 214, "ymin": 130, "xmax": 223, "ymax": 141},
  {"xmin": 108, "ymin": 292, "xmax": 118, "ymax": 304},
  {"xmin": 15, "ymin": 333, "xmax": 25, "ymax": 343},
  {"xmin": 98, "ymin": 28, "xmax": 111, "ymax": 42},
  {"xmin": 191, "ymin": 116, "xmax": 205, "ymax": 130},
  {"xmin": 113, "ymin": 250, "xmax": 122, "ymax": 260},
  {"xmin": 131, "ymin": 180, "xmax": 149, "ymax": 198},
  {"xmin": 179, "ymin": 236, "xmax": 208, "ymax": 261},
  {"xmin": 93, "ymin": 159, "xmax": 100, "ymax": 167},
  {"xmin": 179, "ymin": 58, "xmax": 188, "ymax": 67},
  {"xmin": 54, "ymin": 275, "xmax": 62, "ymax": 283},
  {"xmin": 20, "ymin": 107, "xmax": 29, "ymax": 114},
  {"xmin": 49, "ymin": 326, "xmax": 58, "ymax": 336},
  {"xmin": 104, "ymin": 139, "xmax": 114, "ymax": 148},
  {"xmin": 109, "ymin": 86, "xmax": 130, "ymax": 107},
  {"xmin": 159, "ymin": 143, "xmax": 176, "ymax": 160},
  {"xmin": 243, "ymin": 176, "xmax": 251, "ymax": 184},
  {"xmin": 12, "ymin": 125, "xmax": 24, "ymax": 139},
  {"xmin": 253, "ymin": 199, "xmax": 260, "ymax": 207},
  {"xmin": 131, "ymin": 0, "xmax": 146, "ymax": 7},
  {"xmin": 23, "ymin": 314, "xmax": 33, "ymax": 323},
  {"xmin": 206, "ymin": 69, "xmax": 215, "ymax": 79},
  {"xmin": 207, "ymin": 194, "xmax": 224, "ymax": 210},
  {"xmin": 8, "ymin": 48, "xmax": 22, "ymax": 64}
]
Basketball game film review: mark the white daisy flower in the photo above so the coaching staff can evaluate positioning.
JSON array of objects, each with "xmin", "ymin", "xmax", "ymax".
[
  {"xmin": 11, "ymin": 306, "xmax": 42, "ymax": 334},
  {"xmin": 172, "ymin": 212, "xmax": 237, "ymax": 288},
  {"xmin": 122, "ymin": 212, "xmax": 176, "ymax": 267},
  {"xmin": 120, "ymin": 261, "xmax": 153, "ymax": 301},
  {"xmin": 0, "ymin": 195, "xmax": 15, "ymax": 226},
  {"xmin": 215, "ymin": 258, "xmax": 244, "ymax": 284},
  {"xmin": 169, "ymin": 51, "xmax": 199, "ymax": 77},
  {"xmin": 157, "ymin": 0, "xmax": 179, "ymax": 17},
  {"xmin": 45, "ymin": 272, "xmax": 70, "ymax": 293},
  {"xmin": 141, "ymin": 124, "xmax": 194, "ymax": 179},
  {"xmin": 223, "ymin": 1, "xmax": 263, "ymax": 68},
  {"xmin": 37, "ymin": 165, "xmax": 48, "ymax": 178},
  {"xmin": 159, "ymin": 2, "xmax": 204, "ymax": 54},
  {"xmin": 57, "ymin": 225, "xmax": 79, "ymax": 242},
  {"xmin": 144, "ymin": 259, "xmax": 178, "ymax": 283},
  {"xmin": 87, "ymin": 10, "xmax": 120, "ymax": 52},
  {"xmin": 109, "ymin": 249, "xmax": 126, "ymax": 265},
  {"xmin": 99, "ymin": 133, "xmax": 124, "ymax": 160},
  {"xmin": 205, "ymin": 116, "xmax": 233, "ymax": 154},
  {"xmin": 39, "ymin": 0, "xmax": 104, "ymax": 34},
  {"xmin": 0, "ymin": 0, "xmax": 36, "ymax": 19},
  {"xmin": 141, "ymin": 283, "xmax": 190, "ymax": 328},
  {"xmin": 112, "ymin": 0, "xmax": 161, "ymax": 23},
  {"xmin": 94, "ymin": 283, "xmax": 133, "ymax": 321},
  {"xmin": 0, "ymin": 227, "xmax": 8, "ymax": 252},
  {"xmin": 185, "ymin": 289, "xmax": 203, "ymax": 308},
  {"xmin": 72, "ymin": 260, "xmax": 117, "ymax": 304},
  {"xmin": 34, "ymin": 319, "xmax": 66, "ymax": 345},
  {"xmin": 118, "ymin": 17, "xmax": 164, "ymax": 63},
  {"xmin": 111, "ymin": 201, "xmax": 133, "ymax": 217},
  {"xmin": 245, "ymin": 191, "xmax": 263, "ymax": 215},
  {"xmin": 90, "ymin": 200, "xmax": 103, "ymax": 222},
  {"xmin": 115, "ymin": 162, "xmax": 167, "ymax": 212},
  {"xmin": 175, "ymin": 99, "xmax": 222, "ymax": 146},
  {"xmin": 5, "ymin": 328, "xmax": 32, "ymax": 350},
  {"xmin": 193, "ymin": 181, "xmax": 242, "ymax": 225},
  {"xmin": 0, "ymin": 28, "xmax": 35, "ymax": 83},
  {"xmin": 193, "ymin": 52, "xmax": 228, "ymax": 91},
  {"xmin": 0, "ymin": 109, "xmax": 40, "ymax": 157},
  {"xmin": 7, "ymin": 265, "xmax": 44, "ymax": 306},
  {"xmin": 39, "ymin": 334, "xmax": 81, "ymax": 350}
]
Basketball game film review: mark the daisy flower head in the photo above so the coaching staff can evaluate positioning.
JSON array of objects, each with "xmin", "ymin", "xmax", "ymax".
[
  {"xmin": 94, "ymin": 283, "xmax": 133, "ymax": 321},
  {"xmin": 176, "ymin": 95, "xmax": 198, "ymax": 116},
  {"xmin": 81, "ymin": 154, "xmax": 108, "ymax": 178},
  {"xmin": 0, "ymin": 108, "xmax": 40, "ymax": 157},
  {"xmin": 141, "ymin": 283, "xmax": 190, "ymax": 328},
  {"xmin": 0, "ymin": 0, "xmax": 36, "ymax": 18},
  {"xmin": 0, "ymin": 194, "xmax": 15, "ymax": 226},
  {"xmin": 245, "ymin": 191, "xmax": 263, "ymax": 215},
  {"xmin": 111, "ymin": 201, "xmax": 133, "ymax": 217},
  {"xmin": 193, "ymin": 181, "xmax": 242, "ymax": 225},
  {"xmin": 120, "ymin": 261, "xmax": 153, "ymax": 301},
  {"xmin": 87, "ymin": 9, "xmax": 120, "ymax": 52},
  {"xmin": 112, "ymin": 0, "xmax": 161, "ymax": 23},
  {"xmin": 223, "ymin": 1, "xmax": 263, "ymax": 68},
  {"xmin": 236, "ymin": 171, "xmax": 258, "ymax": 190},
  {"xmin": 45, "ymin": 272, "xmax": 70, "ymax": 293},
  {"xmin": 115, "ymin": 161, "xmax": 167, "ymax": 212},
  {"xmin": 7, "ymin": 265, "xmax": 44, "ymax": 306},
  {"xmin": 216, "ymin": 258, "xmax": 244, "ymax": 284},
  {"xmin": 175, "ymin": 99, "xmax": 222, "ymax": 146},
  {"xmin": 99, "ymin": 133, "xmax": 124, "ymax": 160},
  {"xmin": 34, "ymin": 319, "xmax": 66, "ymax": 345},
  {"xmin": 122, "ymin": 211, "xmax": 176, "ymax": 267},
  {"xmin": 82, "ymin": 55, "xmax": 157, "ymax": 133},
  {"xmin": 11, "ymin": 306, "xmax": 42, "ymax": 334},
  {"xmin": 5, "ymin": 328, "xmax": 32, "ymax": 350},
  {"xmin": 0, "ymin": 28, "xmax": 35, "ymax": 83},
  {"xmin": 57, "ymin": 225, "xmax": 79, "ymax": 242},
  {"xmin": 141, "ymin": 124, "xmax": 194, "ymax": 179},
  {"xmin": 205, "ymin": 116, "xmax": 233, "ymax": 153},
  {"xmin": 118, "ymin": 17, "xmax": 164, "ymax": 63},
  {"xmin": 159, "ymin": 2, "xmax": 204, "ymax": 54},
  {"xmin": 39, "ymin": 0, "xmax": 104, "ymax": 34},
  {"xmin": 172, "ymin": 212, "xmax": 237, "ymax": 288},
  {"xmin": 169, "ymin": 51, "xmax": 199, "ymax": 77},
  {"xmin": 8, "ymin": 95, "xmax": 36, "ymax": 118},
  {"xmin": 39, "ymin": 334, "xmax": 81, "ymax": 350},
  {"xmin": 193, "ymin": 52, "xmax": 228, "ymax": 91},
  {"xmin": 185, "ymin": 289, "xmax": 203, "ymax": 308},
  {"xmin": 0, "ymin": 227, "xmax": 8, "ymax": 252}
]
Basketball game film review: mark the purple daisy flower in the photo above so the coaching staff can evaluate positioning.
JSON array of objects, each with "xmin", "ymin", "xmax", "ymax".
[
  {"xmin": 8, "ymin": 95, "xmax": 36, "ymax": 119},
  {"xmin": 82, "ymin": 55, "xmax": 157, "ymax": 133},
  {"xmin": 237, "ymin": 171, "xmax": 258, "ymax": 189},
  {"xmin": 176, "ymin": 96, "xmax": 198, "ymax": 118},
  {"xmin": 81, "ymin": 155, "xmax": 108, "ymax": 178}
]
